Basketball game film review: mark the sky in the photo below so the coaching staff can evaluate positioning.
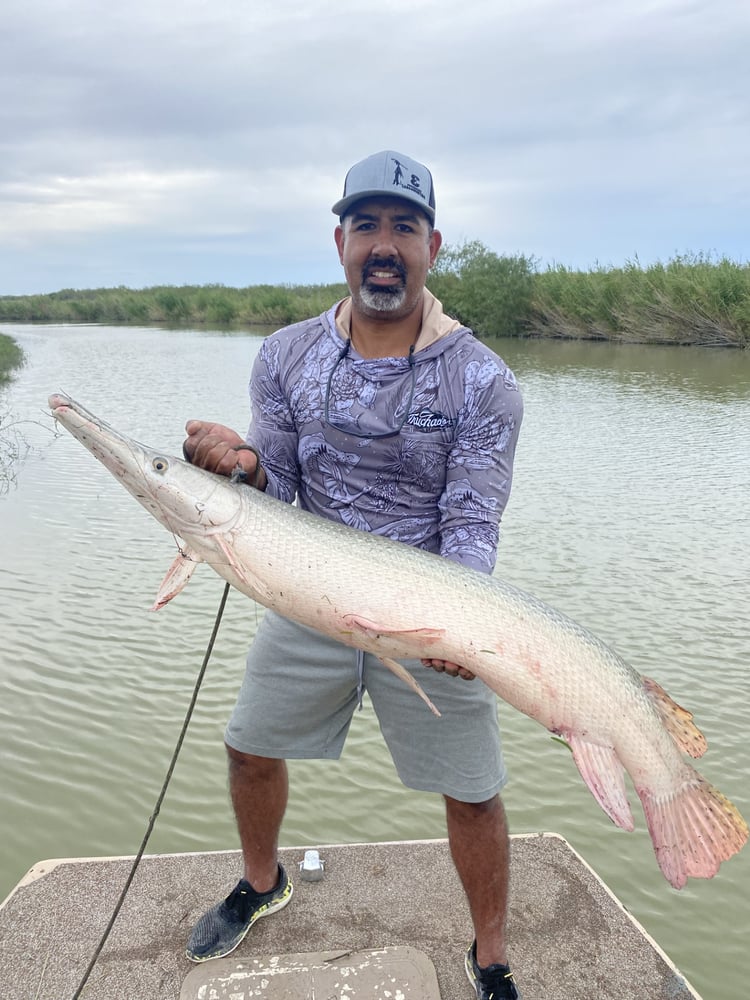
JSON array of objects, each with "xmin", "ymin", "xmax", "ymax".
[{"xmin": 1, "ymin": 0, "xmax": 748, "ymax": 296}]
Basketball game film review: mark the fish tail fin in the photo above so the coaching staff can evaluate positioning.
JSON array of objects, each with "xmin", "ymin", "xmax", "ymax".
[
  {"xmin": 637, "ymin": 766, "xmax": 748, "ymax": 889},
  {"xmin": 642, "ymin": 676, "xmax": 707, "ymax": 758},
  {"xmin": 567, "ymin": 735, "xmax": 635, "ymax": 831}
]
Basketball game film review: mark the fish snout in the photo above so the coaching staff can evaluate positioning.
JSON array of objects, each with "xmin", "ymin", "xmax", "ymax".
[{"xmin": 49, "ymin": 393, "xmax": 71, "ymax": 413}]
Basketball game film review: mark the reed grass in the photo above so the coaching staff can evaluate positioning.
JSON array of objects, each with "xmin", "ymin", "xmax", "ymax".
[
  {"xmin": 0, "ymin": 283, "xmax": 349, "ymax": 329},
  {"xmin": 529, "ymin": 253, "xmax": 749, "ymax": 347},
  {"xmin": 0, "ymin": 333, "xmax": 24, "ymax": 383},
  {"xmin": 0, "ymin": 250, "xmax": 747, "ymax": 347}
]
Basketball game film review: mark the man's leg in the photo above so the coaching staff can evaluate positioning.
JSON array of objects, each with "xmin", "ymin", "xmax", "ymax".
[
  {"xmin": 227, "ymin": 746, "xmax": 288, "ymax": 892},
  {"xmin": 445, "ymin": 793, "xmax": 511, "ymax": 967},
  {"xmin": 186, "ymin": 748, "xmax": 291, "ymax": 962}
]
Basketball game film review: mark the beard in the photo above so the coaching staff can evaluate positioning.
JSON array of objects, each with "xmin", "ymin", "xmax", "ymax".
[
  {"xmin": 358, "ymin": 284, "xmax": 408, "ymax": 313},
  {"xmin": 356, "ymin": 257, "xmax": 409, "ymax": 314}
]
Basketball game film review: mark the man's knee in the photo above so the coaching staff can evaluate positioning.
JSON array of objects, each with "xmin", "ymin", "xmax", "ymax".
[
  {"xmin": 445, "ymin": 793, "xmax": 503, "ymax": 820},
  {"xmin": 225, "ymin": 744, "xmax": 284, "ymax": 779}
]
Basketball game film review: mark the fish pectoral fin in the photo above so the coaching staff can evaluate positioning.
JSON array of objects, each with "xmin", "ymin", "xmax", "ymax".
[
  {"xmin": 377, "ymin": 656, "xmax": 441, "ymax": 718},
  {"xmin": 566, "ymin": 734, "xmax": 635, "ymax": 831},
  {"xmin": 215, "ymin": 534, "xmax": 252, "ymax": 586},
  {"xmin": 343, "ymin": 614, "xmax": 445, "ymax": 644},
  {"xmin": 151, "ymin": 546, "xmax": 203, "ymax": 610},
  {"xmin": 641, "ymin": 676, "xmax": 707, "ymax": 759}
]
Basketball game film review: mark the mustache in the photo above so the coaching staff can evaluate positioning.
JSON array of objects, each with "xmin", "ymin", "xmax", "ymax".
[{"xmin": 362, "ymin": 257, "xmax": 407, "ymax": 283}]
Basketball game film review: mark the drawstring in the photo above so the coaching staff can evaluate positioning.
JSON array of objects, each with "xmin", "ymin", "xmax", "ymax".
[{"xmin": 356, "ymin": 649, "xmax": 365, "ymax": 710}]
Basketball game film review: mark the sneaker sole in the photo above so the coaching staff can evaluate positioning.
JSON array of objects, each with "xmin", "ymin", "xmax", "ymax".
[
  {"xmin": 186, "ymin": 882, "xmax": 294, "ymax": 963},
  {"xmin": 465, "ymin": 949, "xmax": 479, "ymax": 998}
]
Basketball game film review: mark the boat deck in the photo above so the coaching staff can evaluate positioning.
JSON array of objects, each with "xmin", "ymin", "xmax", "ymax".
[{"xmin": 0, "ymin": 833, "xmax": 700, "ymax": 999}]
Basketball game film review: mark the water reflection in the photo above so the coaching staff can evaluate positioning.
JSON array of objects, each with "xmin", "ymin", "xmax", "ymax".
[{"xmin": 488, "ymin": 335, "xmax": 750, "ymax": 400}]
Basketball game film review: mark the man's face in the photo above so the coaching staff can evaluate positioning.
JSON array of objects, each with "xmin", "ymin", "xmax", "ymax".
[{"xmin": 334, "ymin": 198, "xmax": 442, "ymax": 321}]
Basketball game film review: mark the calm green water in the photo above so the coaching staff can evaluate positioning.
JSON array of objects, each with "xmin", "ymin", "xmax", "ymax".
[{"xmin": 1, "ymin": 324, "xmax": 748, "ymax": 999}]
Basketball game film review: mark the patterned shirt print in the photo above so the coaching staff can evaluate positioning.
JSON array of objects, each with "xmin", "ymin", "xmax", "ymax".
[{"xmin": 247, "ymin": 304, "xmax": 523, "ymax": 574}]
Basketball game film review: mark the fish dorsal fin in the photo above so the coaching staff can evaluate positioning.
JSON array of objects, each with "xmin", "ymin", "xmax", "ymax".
[
  {"xmin": 566, "ymin": 735, "xmax": 635, "ymax": 832},
  {"xmin": 642, "ymin": 676, "xmax": 707, "ymax": 759}
]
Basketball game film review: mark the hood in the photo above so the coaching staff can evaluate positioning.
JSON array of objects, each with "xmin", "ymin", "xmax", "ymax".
[{"xmin": 324, "ymin": 290, "xmax": 472, "ymax": 380}]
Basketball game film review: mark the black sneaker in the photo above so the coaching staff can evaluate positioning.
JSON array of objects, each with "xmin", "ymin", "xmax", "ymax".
[
  {"xmin": 186, "ymin": 864, "xmax": 293, "ymax": 962},
  {"xmin": 465, "ymin": 940, "xmax": 522, "ymax": 999}
]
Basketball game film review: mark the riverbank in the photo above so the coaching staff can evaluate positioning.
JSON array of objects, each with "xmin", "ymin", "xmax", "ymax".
[{"xmin": 0, "ymin": 249, "xmax": 747, "ymax": 347}]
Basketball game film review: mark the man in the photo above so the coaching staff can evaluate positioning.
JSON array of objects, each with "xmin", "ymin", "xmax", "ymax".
[{"xmin": 183, "ymin": 150, "xmax": 524, "ymax": 1000}]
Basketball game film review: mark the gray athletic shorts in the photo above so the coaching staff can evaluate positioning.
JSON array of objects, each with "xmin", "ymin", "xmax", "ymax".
[{"xmin": 225, "ymin": 610, "xmax": 507, "ymax": 803}]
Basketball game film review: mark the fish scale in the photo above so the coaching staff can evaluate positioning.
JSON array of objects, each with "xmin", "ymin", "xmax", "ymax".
[{"xmin": 48, "ymin": 392, "xmax": 748, "ymax": 889}]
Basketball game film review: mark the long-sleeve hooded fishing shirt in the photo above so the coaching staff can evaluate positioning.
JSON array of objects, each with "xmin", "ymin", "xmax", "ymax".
[{"xmin": 246, "ymin": 291, "xmax": 523, "ymax": 575}]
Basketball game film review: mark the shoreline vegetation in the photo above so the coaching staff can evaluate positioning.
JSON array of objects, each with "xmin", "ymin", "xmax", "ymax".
[
  {"xmin": 0, "ymin": 244, "xmax": 748, "ymax": 351},
  {"xmin": 0, "ymin": 334, "xmax": 24, "ymax": 383},
  {"xmin": 0, "ymin": 336, "xmax": 27, "ymax": 492}
]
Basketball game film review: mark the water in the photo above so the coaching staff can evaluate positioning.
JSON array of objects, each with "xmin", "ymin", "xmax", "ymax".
[{"xmin": 1, "ymin": 324, "xmax": 748, "ymax": 999}]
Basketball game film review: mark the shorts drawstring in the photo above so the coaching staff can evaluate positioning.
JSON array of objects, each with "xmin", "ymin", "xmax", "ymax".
[{"xmin": 356, "ymin": 649, "xmax": 365, "ymax": 710}]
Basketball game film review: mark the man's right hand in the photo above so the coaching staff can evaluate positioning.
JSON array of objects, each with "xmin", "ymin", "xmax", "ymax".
[{"xmin": 182, "ymin": 420, "xmax": 266, "ymax": 489}]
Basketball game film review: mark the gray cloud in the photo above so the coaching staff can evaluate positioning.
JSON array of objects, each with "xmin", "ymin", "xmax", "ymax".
[{"xmin": 1, "ymin": 0, "xmax": 747, "ymax": 293}]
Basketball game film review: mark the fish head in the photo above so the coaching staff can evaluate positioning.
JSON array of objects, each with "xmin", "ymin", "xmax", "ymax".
[{"xmin": 49, "ymin": 393, "xmax": 243, "ymax": 540}]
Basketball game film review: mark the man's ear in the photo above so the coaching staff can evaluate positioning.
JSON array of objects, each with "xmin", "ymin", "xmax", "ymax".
[
  {"xmin": 334, "ymin": 224, "xmax": 345, "ymax": 264},
  {"xmin": 429, "ymin": 228, "xmax": 443, "ymax": 267}
]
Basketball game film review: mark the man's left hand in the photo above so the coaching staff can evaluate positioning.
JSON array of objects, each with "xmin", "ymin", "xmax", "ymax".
[{"xmin": 421, "ymin": 658, "xmax": 476, "ymax": 681}]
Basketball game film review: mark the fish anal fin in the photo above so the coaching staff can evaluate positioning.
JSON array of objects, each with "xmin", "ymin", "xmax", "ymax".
[
  {"xmin": 637, "ymin": 768, "xmax": 749, "ymax": 889},
  {"xmin": 377, "ymin": 656, "xmax": 442, "ymax": 718},
  {"xmin": 642, "ymin": 676, "xmax": 707, "ymax": 759},
  {"xmin": 567, "ymin": 734, "xmax": 634, "ymax": 831},
  {"xmin": 151, "ymin": 547, "xmax": 202, "ymax": 610},
  {"xmin": 343, "ymin": 614, "xmax": 445, "ymax": 644}
]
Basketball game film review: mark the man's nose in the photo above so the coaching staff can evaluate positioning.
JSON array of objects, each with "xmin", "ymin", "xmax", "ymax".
[{"xmin": 369, "ymin": 230, "xmax": 399, "ymax": 259}]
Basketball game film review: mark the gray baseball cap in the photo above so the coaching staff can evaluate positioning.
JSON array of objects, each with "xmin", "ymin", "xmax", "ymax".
[{"xmin": 332, "ymin": 150, "xmax": 436, "ymax": 223}]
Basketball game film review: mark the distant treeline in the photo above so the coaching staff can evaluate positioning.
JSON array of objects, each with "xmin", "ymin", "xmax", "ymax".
[
  {"xmin": 0, "ymin": 282, "xmax": 348, "ymax": 331},
  {"xmin": 1, "ymin": 244, "xmax": 748, "ymax": 348}
]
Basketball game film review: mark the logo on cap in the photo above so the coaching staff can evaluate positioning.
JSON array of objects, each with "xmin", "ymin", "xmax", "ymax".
[{"xmin": 391, "ymin": 158, "xmax": 426, "ymax": 203}]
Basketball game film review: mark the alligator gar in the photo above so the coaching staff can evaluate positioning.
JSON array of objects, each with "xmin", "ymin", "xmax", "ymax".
[{"xmin": 48, "ymin": 392, "xmax": 747, "ymax": 889}]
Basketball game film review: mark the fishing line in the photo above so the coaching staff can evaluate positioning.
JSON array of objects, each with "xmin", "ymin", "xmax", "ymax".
[{"xmin": 71, "ymin": 580, "xmax": 231, "ymax": 1000}]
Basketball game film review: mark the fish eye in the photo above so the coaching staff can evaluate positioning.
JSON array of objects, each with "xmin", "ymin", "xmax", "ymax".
[{"xmin": 152, "ymin": 457, "xmax": 169, "ymax": 473}]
